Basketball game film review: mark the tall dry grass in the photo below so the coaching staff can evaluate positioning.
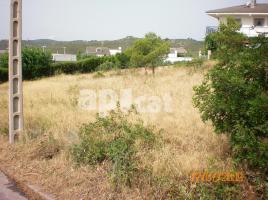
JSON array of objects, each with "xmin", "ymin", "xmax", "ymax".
[{"xmin": 0, "ymin": 63, "xmax": 232, "ymax": 199}]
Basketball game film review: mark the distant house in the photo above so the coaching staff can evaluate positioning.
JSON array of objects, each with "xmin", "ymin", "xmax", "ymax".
[
  {"xmin": 85, "ymin": 47, "xmax": 98, "ymax": 56},
  {"xmin": 85, "ymin": 47, "xmax": 122, "ymax": 57},
  {"xmin": 109, "ymin": 47, "xmax": 122, "ymax": 56},
  {"xmin": 52, "ymin": 54, "xmax": 77, "ymax": 62},
  {"xmin": 169, "ymin": 47, "xmax": 188, "ymax": 57},
  {"xmin": 96, "ymin": 47, "xmax": 110, "ymax": 57},
  {"xmin": 206, "ymin": 0, "xmax": 268, "ymax": 37},
  {"xmin": 165, "ymin": 47, "xmax": 192, "ymax": 63}
]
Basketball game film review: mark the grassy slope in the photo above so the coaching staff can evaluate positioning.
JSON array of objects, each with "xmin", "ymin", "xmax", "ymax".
[{"xmin": 0, "ymin": 63, "xmax": 233, "ymax": 199}]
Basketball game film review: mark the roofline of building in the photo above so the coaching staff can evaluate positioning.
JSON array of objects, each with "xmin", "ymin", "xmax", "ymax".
[{"xmin": 207, "ymin": 12, "xmax": 268, "ymax": 16}]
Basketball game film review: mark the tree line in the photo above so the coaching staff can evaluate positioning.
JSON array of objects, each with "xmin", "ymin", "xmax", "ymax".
[{"xmin": 0, "ymin": 33, "xmax": 170, "ymax": 82}]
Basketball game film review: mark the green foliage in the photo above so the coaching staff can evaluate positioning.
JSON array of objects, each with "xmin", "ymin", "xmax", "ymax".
[
  {"xmin": 96, "ymin": 61, "xmax": 119, "ymax": 71},
  {"xmin": 205, "ymin": 33, "xmax": 217, "ymax": 52},
  {"xmin": 71, "ymin": 108, "xmax": 158, "ymax": 187},
  {"xmin": 205, "ymin": 17, "xmax": 246, "ymax": 62},
  {"xmin": 0, "ymin": 53, "xmax": 8, "ymax": 68},
  {"xmin": 0, "ymin": 53, "xmax": 8, "ymax": 82},
  {"xmin": 0, "ymin": 67, "xmax": 8, "ymax": 83},
  {"xmin": 195, "ymin": 182, "xmax": 243, "ymax": 200},
  {"xmin": 193, "ymin": 17, "xmax": 268, "ymax": 172},
  {"xmin": 0, "ymin": 48, "xmax": 53, "ymax": 81},
  {"xmin": 51, "ymin": 56, "xmax": 118, "ymax": 75},
  {"xmin": 0, "ymin": 50, "xmax": 131, "ymax": 82},
  {"xmin": 125, "ymin": 32, "xmax": 170, "ymax": 73},
  {"xmin": 0, "ymin": 38, "xmax": 203, "ymax": 57},
  {"xmin": 115, "ymin": 53, "xmax": 130, "ymax": 68},
  {"xmin": 22, "ymin": 48, "xmax": 53, "ymax": 79},
  {"xmin": 77, "ymin": 54, "xmax": 96, "ymax": 61}
]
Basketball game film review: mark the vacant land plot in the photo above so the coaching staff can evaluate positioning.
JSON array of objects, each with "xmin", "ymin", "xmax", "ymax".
[{"xmin": 0, "ymin": 63, "xmax": 234, "ymax": 199}]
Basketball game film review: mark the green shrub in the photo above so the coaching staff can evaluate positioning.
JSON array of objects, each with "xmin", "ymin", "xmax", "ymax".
[
  {"xmin": 0, "ymin": 53, "xmax": 8, "ymax": 68},
  {"xmin": 96, "ymin": 61, "xmax": 118, "ymax": 71},
  {"xmin": 51, "ymin": 56, "xmax": 120, "ymax": 75},
  {"xmin": 0, "ymin": 67, "xmax": 8, "ymax": 83},
  {"xmin": 0, "ymin": 48, "xmax": 53, "ymax": 81},
  {"xmin": 71, "ymin": 108, "xmax": 158, "ymax": 187},
  {"xmin": 195, "ymin": 182, "xmax": 243, "ymax": 200},
  {"xmin": 22, "ymin": 48, "xmax": 53, "ymax": 79},
  {"xmin": 115, "ymin": 53, "xmax": 130, "ymax": 68},
  {"xmin": 193, "ymin": 17, "xmax": 268, "ymax": 173}
]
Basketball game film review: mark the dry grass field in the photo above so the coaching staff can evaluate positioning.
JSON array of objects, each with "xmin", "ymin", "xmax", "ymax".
[{"xmin": 0, "ymin": 62, "xmax": 234, "ymax": 199}]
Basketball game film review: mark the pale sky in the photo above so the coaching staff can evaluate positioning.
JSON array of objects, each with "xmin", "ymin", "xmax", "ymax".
[{"xmin": 0, "ymin": 0, "xmax": 268, "ymax": 41}]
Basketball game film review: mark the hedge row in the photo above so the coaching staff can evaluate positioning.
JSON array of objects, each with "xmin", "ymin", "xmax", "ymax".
[
  {"xmin": 0, "ymin": 56, "xmax": 119, "ymax": 82},
  {"xmin": 0, "ymin": 67, "xmax": 8, "ymax": 83},
  {"xmin": 51, "ymin": 56, "xmax": 117, "ymax": 75}
]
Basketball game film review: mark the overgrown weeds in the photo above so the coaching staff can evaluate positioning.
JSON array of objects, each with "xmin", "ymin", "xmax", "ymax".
[
  {"xmin": 71, "ymin": 107, "xmax": 160, "ymax": 188},
  {"xmin": 30, "ymin": 134, "xmax": 62, "ymax": 160}
]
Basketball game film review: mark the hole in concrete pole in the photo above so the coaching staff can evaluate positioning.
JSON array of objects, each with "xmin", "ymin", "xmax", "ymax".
[
  {"xmin": 13, "ymin": 1, "xmax": 18, "ymax": 19},
  {"xmin": 13, "ymin": 59, "xmax": 18, "ymax": 75},
  {"xmin": 13, "ymin": 97, "xmax": 19, "ymax": 113},
  {"xmin": 14, "ymin": 115, "xmax": 19, "ymax": 130},
  {"xmin": 13, "ymin": 21, "xmax": 18, "ymax": 37},
  {"xmin": 13, "ymin": 78, "xmax": 18, "ymax": 94},
  {"xmin": 13, "ymin": 40, "xmax": 18, "ymax": 56}
]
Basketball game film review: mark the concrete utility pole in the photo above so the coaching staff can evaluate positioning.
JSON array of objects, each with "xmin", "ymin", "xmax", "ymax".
[
  {"xmin": 9, "ymin": 0, "xmax": 23, "ymax": 144},
  {"xmin": 42, "ymin": 45, "xmax": 46, "ymax": 52}
]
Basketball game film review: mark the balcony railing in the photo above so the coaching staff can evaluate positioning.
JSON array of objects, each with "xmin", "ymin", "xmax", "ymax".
[
  {"xmin": 206, "ymin": 25, "xmax": 268, "ymax": 37},
  {"xmin": 206, "ymin": 26, "xmax": 218, "ymax": 35},
  {"xmin": 239, "ymin": 26, "xmax": 268, "ymax": 37}
]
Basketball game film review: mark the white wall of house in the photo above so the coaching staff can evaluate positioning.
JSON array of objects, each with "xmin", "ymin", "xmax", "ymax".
[
  {"xmin": 217, "ymin": 14, "xmax": 268, "ymax": 37},
  {"xmin": 165, "ymin": 57, "xmax": 193, "ymax": 63},
  {"xmin": 166, "ymin": 50, "xmax": 192, "ymax": 63},
  {"xmin": 52, "ymin": 54, "xmax": 77, "ymax": 62},
  {"xmin": 109, "ymin": 47, "xmax": 122, "ymax": 56}
]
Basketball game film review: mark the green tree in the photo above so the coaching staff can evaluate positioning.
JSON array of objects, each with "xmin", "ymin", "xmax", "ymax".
[
  {"xmin": 22, "ymin": 47, "xmax": 52, "ymax": 79},
  {"xmin": 126, "ymin": 32, "xmax": 170, "ymax": 74},
  {"xmin": 193, "ymin": 17, "xmax": 268, "ymax": 172}
]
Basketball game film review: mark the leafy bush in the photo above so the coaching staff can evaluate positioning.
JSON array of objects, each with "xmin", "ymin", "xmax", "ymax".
[
  {"xmin": 195, "ymin": 182, "xmax": 243, "ymax": 200},
  {"xmin": 0, "ymin": 53, "xmax": 8, "ymax": 68},
  {"xmin": 0, "ymin": 48, "xmax": 53, "ymax": 81},
  {"xmin": 96, "ymin": 61, "xmax": 118, "ymax": 71},
  {"xmin": 71, "ymin": 108, "xmax": 158, "ymax": 187},
  {"xmin": 51, "ymin": 56, "xmax": 120, "ymax": 75},
  {"xmin": 193, "ymin": 18, "xmax": 268, "ymax": 173},
  {"xmin": 0, "ymin": 67, "xmax": 8, "ymax": 83},
  {"xmin": 0, "ymin": 53, "xmax": 127, "ymax": 82},
  {"xmin": 22, "ymin": 48, "xmax": 53, "ymax": 79},
  {"xmin": 115, "ymin": 53, "xmax": 130, "ymax": 68}
]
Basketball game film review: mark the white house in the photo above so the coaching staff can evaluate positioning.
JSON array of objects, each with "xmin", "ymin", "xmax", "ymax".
[
  {"xmin": 207, "ymin": 0, "xmax": 268, "ymax": 37},
  {"xmin": 109, "ymin": 47, "xmax": 122, "ymax": 56},
  {"xmin": 52, "ymin": 54, "xmax": 77, "ymax": 62},
  {"xmin": 85, "ymin": 47, "xmax": 122, "ymax": 57},
  {"xmin": 165, "ymin": 47, "xmax": 192, "ymax": 63}
]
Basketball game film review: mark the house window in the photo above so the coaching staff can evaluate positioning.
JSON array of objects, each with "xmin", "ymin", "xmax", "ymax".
[{"xmin": 254, "ymin": 18, "xmax": 265, "ymax": 27}]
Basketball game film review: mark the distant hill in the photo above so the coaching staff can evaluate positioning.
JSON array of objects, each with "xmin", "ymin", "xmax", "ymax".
[{"xmin": 0, "ymin": 37, "xmax": 203, "ymax": 57}]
